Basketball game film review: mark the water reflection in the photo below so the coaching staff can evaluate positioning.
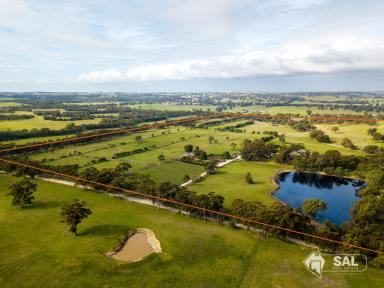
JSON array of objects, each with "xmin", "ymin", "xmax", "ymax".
[{"xmin": 274, "ymin": 171, "xmax": 365, "ymax": 225}]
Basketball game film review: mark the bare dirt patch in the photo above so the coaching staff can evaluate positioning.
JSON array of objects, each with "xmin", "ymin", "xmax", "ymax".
[{"xmin": 107, "ymin": 228, "xmax": 162, "ymax": 262}]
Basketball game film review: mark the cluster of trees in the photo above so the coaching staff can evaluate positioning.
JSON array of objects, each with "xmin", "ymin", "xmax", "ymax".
[
  {"xmin": 0, "ymin": 109, "xmax": 203, "ymax": 142},
  {"xmin": 300, "ymin": 199, "xmax": 327, "ymax": 217},
  {"xmin": 196, "ymin": 118, "xmax": 234, "ymax": 129},
  {"xmin": 34, "ymin": 110, "xmax": 99, "ymax": 121},
  {"xmin": 341, "ymin": 138, "xmax": 357, "ymax": 150},
  {"xmin": 232, "ymin": 199, "xmax": 313, "ymax": 236},
  {"xmin": 192, "ymin": 146, "xmax": 208, "ymax": 160},
  {"xmin": 367, "ymin": 128, "xmax": 384, "ymax": 142},
  {"xmin": 363, "ymin": 145, "xmax": 384, "ymax": 154},
  {"xmin": 112, "ymin": 147, "xmax": 149, "ymax": 159},
  {"xmin": 274, "ymin": 143, "xmax": 305, "ymax": 164},
  {"xmin": 288, "ymin": 120, "xmax": 316, "ymax": 132},
  {"xmin": 0, "ymin": 114, "xmax": 34, "ymax": 121},
  {"xmin": 310, "ymin": 129, "xmax": 331, "ymax": 143},
  {"xmin": 216, "ymin": 121, "xmax": 254, "ymax": 133},
  {"xmin": 77, "ymin": 163, "xmax": 224, "ymax": 218},
  {"xmin": 293, "ymin": 150, "xmax": 360, "ymax": 175},
  {"xmin": 344, "ymin": 154, "xmax": 384, "ymax": 264},
  {"xmin": 241, "ymin": 139, "xmax": 305, "ymax": 164},
  {"xmin": 241, "ymin": 139, "xmax": 279, "ymax": 161}
]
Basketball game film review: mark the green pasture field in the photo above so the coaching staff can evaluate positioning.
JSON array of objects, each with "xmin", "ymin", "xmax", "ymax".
[
  {"xmin": 1, "ymin": 134, "xmax": 77, "ymax": 145},
  {"xmin": 0, "ymin": 174, "xmax": 383, "ymax": 287},
  {"xmin": 0, "ymin": 112, "xmax": 101, "ymax": 131},
  {"xmin": 63, "ymin": 101, "xmax": 122, "ymax": 106},
  {"xmin": 189, "ymin": 161, "xmax": 290, "ymax": 207},
  {"xmin": 138, "ymin": 160, "xmax": 205, "ymax": 184},
  {"xmin": 26, "ymin": 118, "xmax": 383, "ymax": 186},
  {"xmin": 228, "ymin": 105, "xmax": 365, "ymax": 115},
  {"xmin": 27, "ymin": 125, "xmax": 244, "ymax": 164},
  {"xmin": 127, "ymin": 103, "xmax": 217, "ymax": 111},
  {"xmin": 315, "ymin": 123, "xmax": 384, "ymax": 149},
  {"xmin": 0, "ymin": 102, "xmax": 23, "ymax": 107},
  {"xmin": 214, "ymin": 120, "xmax": 372, "ymax": 155}
]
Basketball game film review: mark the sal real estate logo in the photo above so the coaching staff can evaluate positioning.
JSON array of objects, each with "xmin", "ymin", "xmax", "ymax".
[{"xmin": 303, "ymin": 251, "xmax": 367, "ymax": 278}]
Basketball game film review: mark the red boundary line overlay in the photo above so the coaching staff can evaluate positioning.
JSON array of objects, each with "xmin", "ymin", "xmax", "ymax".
[
  {"xmin": 0, "ymin": 112, "xmax": 381, "ymax": 155},
  {"xmin": 0, "ymin": 157, "xmax": 381, "ymax": 256}
]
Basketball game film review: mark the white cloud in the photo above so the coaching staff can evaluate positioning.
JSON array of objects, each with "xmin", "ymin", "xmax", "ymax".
[
  {"xmin": 77, "ymin": 38, "xmax": 384, "ymax": 82},
  {"xmin": 1, "ymin": 0, "xmax": 384, "ymax": 90}
]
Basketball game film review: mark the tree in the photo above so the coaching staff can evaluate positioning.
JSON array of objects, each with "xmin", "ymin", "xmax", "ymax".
[
  {"xmin": 183, "ymin": 174, "xmax": 190, "ymax": 182},
  {"xmin": 158, "ymin": 154, "xmax": 165, "ymax": 161},
  {"xmin": 205, "ymin": 162, "xmax": 216, "ymax": 174},
  {"xmin": 331, "ymin": 127, "xmax": 339, "ymax": 133},
  {"xmin": 208, "ymin": 136, "xmax": 215, "ymax": 144},
  {"xmin": 230, "ymin": 143, "xmax": 237, "ymax": 150},
  {"xmin": 301, "ymin": 199, "xmax": 327, "ymax": 217},
  {"xmin": 245, "ymin": 172, "xmax": 254, "ymax": 184},
  {"xmin": 223, "ymin": 151, "xmax": 231, "ymax": 159},
  {"xmin": 60, "ymin": 199, "xmax": 92, "ymax": 236},
  {"xmin": 341, "ymin": 138, "xmax": 357, "ymax": 150},
  {"xmin": 241, "ymin": 139, "xmax": 279, "ymax": 161},
  {"xmin": 137, "ymin": 180, "xmax": 157, "ymax": 206},
  {"xmin": 114, "ymin": 162, "xmax": 132, "ymax": 175},
  {"xmin": 367, "ymin": 128, "xmax": 377, "ymax": 135},
  {"xmin": 184, "ymin": 144, "xmax": 193, "ymax": 153},
  {"xmin": 7, "ymin": 178, "xmax": 37, "ymax": 207},
  {"xmin": 310, "ymin": 129, "xmax": 331, "ymax": 143},
  {"xmin": 363, "ymin": 145, "xmax": 379, "ymax": 154}
]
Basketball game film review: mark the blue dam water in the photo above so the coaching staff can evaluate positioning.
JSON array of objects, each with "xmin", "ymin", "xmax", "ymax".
[{"xmin": 273, "ymin": 171, "xmax": 365, "ymax": 225}]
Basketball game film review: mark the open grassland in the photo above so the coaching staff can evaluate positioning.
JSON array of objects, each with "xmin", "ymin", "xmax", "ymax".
[
  {"xmin": 123, "ymin": 102, "xmax": 368, "ymax": 115},
  {"xmin": 228, "ymin": 105, "xmax": 364, "ymax": 115},
  {"xmin": 0, "ymin": 102, "xmax": 23, "ymax": 107},
  {"xmin": 190, "ymin": 161, "xmax": 290, "ymax": 207},
  {"xmin": 139, "ymin": 160, "xmax": 205, "ymax": 184},
  {"xmin": 216, "ymin": 120, "xmax": 370, "ymax": 155},
  {"xmin": 0, "ymin": 112, "xmax": 101, "ymax": 131},
  {"xmin": 28, "ymin": 125, "xmax": 246, "ymax": 167},
  {"xmin": 1, "ymin": 134, "xmax": 77, "ymax": 145},
  {"xmin": 315, "ymin": 123, "xmax": 384, "ymax": 148},
  {"xmin": 25, "ymin": 118, "xmax": 383, "ymax": 186},
  {"xmin": 0, "ymin": 174, "xmax": 383, "ymax": 288},
  {"xmin": 127, "ymin": 103, "xmax": 217, "ymax": 111}
]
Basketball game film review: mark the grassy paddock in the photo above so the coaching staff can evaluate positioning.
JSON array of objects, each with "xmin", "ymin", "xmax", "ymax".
[
  {"xmin": 0, "ymin": 113, "xmax": 101, "ymax": 131},
  {"xmin": 190, "ymin": 161, "xmax": 290, "ymax": 207},
  {"xmin": 0, "ymin": 174, "xmax": 383, "ymax": 287},
  {"xmin": 139, "ymin": 160, "xmax": 205, "ymax": 184}
]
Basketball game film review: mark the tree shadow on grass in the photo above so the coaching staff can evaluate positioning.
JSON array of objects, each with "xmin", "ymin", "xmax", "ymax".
[
  {"xmin": 79, "ymin": 224, "xmax": 129, "ymax": 237},
  {"xmin": 26, "ymin": 200, "xmax": 63, "ymax": 210}
]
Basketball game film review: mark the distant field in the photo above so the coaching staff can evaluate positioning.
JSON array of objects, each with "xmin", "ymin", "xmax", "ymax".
[
  {"xmin": 128, "ymin": 103, "xmax": 217, "ymax": 111},
  {"xmin": 190, "ymin": 161, "xmax": 290, "ymax": 207},
  {"xmin": 28, "ymin": 126, "xmax": 245, "ymax": 166},
  {"xmin": 27, "ymin": 119, "xmax": 380, "ymax": 178},
  {"xmin": 243, "ymin": 121, "xmax": 368, "ymax": 155},
  {"xmin": 315, "ymin": 123, "xmax": 384, "ymax": 148},
  {"xmin": 1, "ymin": 134, "xmax": 77, "ymax": 145},
  {"xmin": 0, "ymin": 102, "xmax": 23, "ymax": 107},
  {"xmin": 228, "ymin": 105, "xmax": 366, "ymax": 115},
  {"xmin": 1, "ymin": 174, "xmax": 383, "ymax": 287},
  {"xmin": 0, "ymin": 113, "xmax": 101, "ymax": 131},
  {"xmin": 217, "ymin": 120, "xmax": 371, "ymax": 155}
]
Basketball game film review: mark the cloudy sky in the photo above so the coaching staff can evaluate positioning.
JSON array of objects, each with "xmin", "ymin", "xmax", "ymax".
[{"xmin": 1, "ymin": 0, "xmax": 383, "ymax": 91}]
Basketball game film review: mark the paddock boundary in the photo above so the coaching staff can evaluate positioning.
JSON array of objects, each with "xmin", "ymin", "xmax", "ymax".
[{"xmin": 0, "ymin": 157, "xmax": 381, "ymax": 256}]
